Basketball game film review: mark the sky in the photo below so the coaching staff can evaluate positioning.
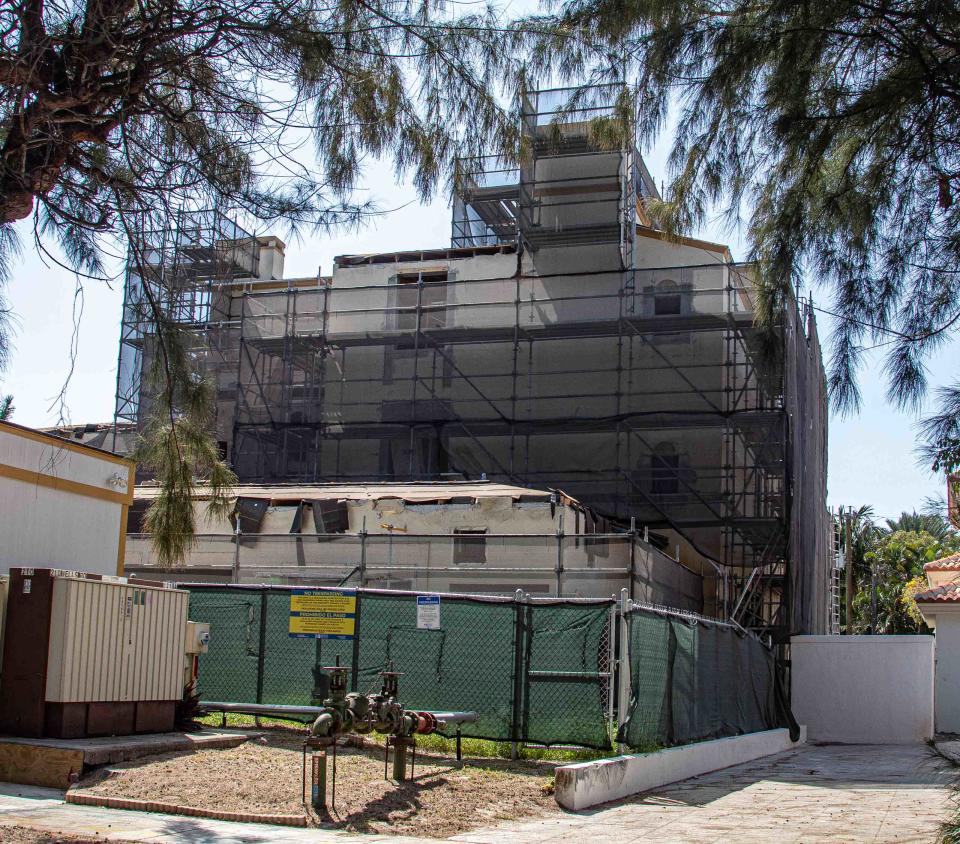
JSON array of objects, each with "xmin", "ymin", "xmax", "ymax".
[{"xmin": 0, "ymin": 123, "xmax": 955, "ymax": 524}]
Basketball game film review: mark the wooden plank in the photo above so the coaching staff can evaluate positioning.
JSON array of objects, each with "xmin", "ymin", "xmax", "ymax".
[{"xmin": 0, "ymin": 741, "xmax": 84, "ymax": 788}]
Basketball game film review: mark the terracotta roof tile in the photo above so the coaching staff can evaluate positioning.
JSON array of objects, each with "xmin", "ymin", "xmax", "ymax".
[
  {"xmin": 923, "ymin": 552, "xmax": 960, "ymax": 572},
  {"xmin": 915, "ymin": 581, "xmax": 960, "ymax": 603}
]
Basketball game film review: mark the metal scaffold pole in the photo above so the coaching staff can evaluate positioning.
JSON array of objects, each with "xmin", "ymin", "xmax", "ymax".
[{"xmin": 616, "ymin": 587, "xmax": 632, "ymax": 753}]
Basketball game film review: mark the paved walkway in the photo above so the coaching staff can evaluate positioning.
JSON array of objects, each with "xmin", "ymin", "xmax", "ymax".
[
  {"xmin": 460, "ymin": 744, "xmax": 957, "ymax": 843},
  {"xmin": 0, "ymin": 743, "xmax": 954, "ymax": 843}
]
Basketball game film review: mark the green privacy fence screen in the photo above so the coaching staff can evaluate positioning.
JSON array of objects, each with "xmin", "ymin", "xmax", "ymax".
[
  {"xmin": 616, "ymin": 606, "xmax": 795, "ymax": 749},
  {"xmin": 185, "ymin": 584, "xmax": 615, "ymax": 749}
]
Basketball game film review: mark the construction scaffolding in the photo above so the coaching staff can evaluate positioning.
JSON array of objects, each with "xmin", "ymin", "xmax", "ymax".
[
  {"xmin": 113, "ymin": 85, "xmax": 831, "ymax": 639},
  {"xmin": 114, "ymin": 209, "xmax": 261, "ymax": 435},
  {"xmin": 227, "ymin": 264, "xmax": 827, "ymax": 632}
]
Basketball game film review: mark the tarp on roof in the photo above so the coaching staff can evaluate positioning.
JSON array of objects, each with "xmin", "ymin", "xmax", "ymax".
[{"xmin": 134, "ymin": 480, "xmax": 562, "ymax": 506}]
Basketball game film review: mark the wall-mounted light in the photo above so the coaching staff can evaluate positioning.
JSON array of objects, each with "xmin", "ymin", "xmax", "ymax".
[{"xmin": 106, "ymin": 472, "xmax": 127, "ymax": 490}]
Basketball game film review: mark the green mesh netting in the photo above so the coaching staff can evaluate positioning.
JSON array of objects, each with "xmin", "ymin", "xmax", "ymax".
[
  {"xmin": 617, "ymin": 608, "xmax": 786, "ymax": 749},
  {"xmin": 187, "ymin": 586, "xmax": 613, "ymax": 749},
  {"xmin": 521, "ymin": 602, "xmax": 611, "ymax": 748}
]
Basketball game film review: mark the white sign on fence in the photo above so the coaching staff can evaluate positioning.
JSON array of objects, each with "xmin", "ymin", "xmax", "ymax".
[{"xmin": 416, "ymin": 595, "xmax": 440, "ymax": 630}]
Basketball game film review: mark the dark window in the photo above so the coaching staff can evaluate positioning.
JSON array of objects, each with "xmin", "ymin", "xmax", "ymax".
[
  {"xmin": 394, "ymin": 271, "xmax": 448, "ymax": 330},
  {"xmin": 441, "ymin": 346, "xmax": 455, "ymax": 387},
  {"xmin": 126, "ymin": 499, "xmax": 150, "ymax": 533},
  {"xmin": 651, "ymin": 442, "xmax": 680, "ymax": 495},
  {"xmin": 453, "ymin": 528, "xmax": 487, "ymax": 564},
  {"xmin": 290, "ymin": 383, "xmax": 320, "ymax": 403},
  {"xmin": 290, "ymin": 500, "xmax": 306, "ymax": 534},
  {"xmin": 396, "ymin": 276, "xmax": 419, "ymax": 330},
  {"xmin": 654, "ymin": 279, "xmax": 682, "ymax": 316},
  {"xmin": 233, "ymin": 496, "xmax": 269, "ymax": 533},
  {"xmin": 312, "ymin": 499, "xmax": 350, "ymax": 533}
]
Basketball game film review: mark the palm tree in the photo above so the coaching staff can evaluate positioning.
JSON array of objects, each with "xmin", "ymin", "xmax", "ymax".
[
  {"xmin": 0, "ymin": 395, "xmax": 12, "ymax": 421},
  {"xmin": 840, "ymin": 506, "xmax": 881, "ymax": 582},
  {"xmin": 884, "ymin": 511, "xmax": 954, "ymax": 540}
]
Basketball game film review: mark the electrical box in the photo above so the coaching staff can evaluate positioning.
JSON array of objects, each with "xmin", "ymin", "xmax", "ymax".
[
  {"xmin": 185, "ymin": 621, "xmax": 210, "ymax": 655},
  {"xmin": 0, "ymin": 568, "xmax": 193, "ymax": 738}
]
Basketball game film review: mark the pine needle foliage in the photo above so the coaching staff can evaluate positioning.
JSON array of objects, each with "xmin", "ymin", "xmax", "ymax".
[
  {"xmin": 0, "ymin": 0, "xmax": 566, "ymax": 369},
  {"xmin": 136, "ymin": 315, "xmax": 237, "ymax": 568},
  {"xmin": 0, "ymin": 0, "xmax": 608, "ymax": 566},
  {"xmin": 536, "ymin": 0, "xmax": 960, "ymax": 472}
]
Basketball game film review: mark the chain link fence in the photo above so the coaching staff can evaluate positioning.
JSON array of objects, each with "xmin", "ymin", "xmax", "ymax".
[
  {"xmin": 184, "ymin": 585, "xmax": 793, "ymax": 751},
  {"xmin": 616, "ymin": 603, "xmax": 797, "ymax": 749},
  {"xmin": 186, "ymin": 584, "xmax": 615, "ymax": 749}
]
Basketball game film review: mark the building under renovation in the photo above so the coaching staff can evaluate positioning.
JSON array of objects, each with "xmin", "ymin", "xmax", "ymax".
[
  {"xmin": 122, "ymin": 480, "xmax": 704, "ymax": 610},
  {"xmin": 113, "ymin": 85, "xmax": 831, "ymax": 639}
]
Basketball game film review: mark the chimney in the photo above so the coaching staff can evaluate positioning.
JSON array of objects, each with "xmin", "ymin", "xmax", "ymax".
[{"xmin": 256, "ymin": 235, "xmax": 286, "ymax": 280}]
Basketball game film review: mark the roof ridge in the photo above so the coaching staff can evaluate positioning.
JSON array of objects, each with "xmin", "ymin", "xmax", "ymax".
[{"xmin": 924, "ymin": 551, "xmax": 960, "ymax": 571}]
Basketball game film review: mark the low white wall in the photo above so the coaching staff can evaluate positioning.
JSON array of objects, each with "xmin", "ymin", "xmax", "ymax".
[
  {"xmin": 554, "ymin": 728, "xmax": 805, "ymax": 811},
  {"xmin": 933, "ymin": 617, "xmax": 960, "ymax": 734},
  {"xmin": 790, "ymin": 635, "xmax": 934, "ymax": 744}
]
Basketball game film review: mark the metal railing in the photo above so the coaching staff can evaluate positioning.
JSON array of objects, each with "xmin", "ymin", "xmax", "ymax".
[{"xmin": 125, "ymin": 528, "xmax": 704, "ymax": 610}]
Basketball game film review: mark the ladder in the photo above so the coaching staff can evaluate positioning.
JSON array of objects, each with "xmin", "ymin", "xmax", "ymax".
[
  {"xmin": 830, "ymin": 566, "xmax": 842, "ymax": 635},
  {"xmin": 829, "ymin": 510, "xmax": 843, "ymax": 634}
]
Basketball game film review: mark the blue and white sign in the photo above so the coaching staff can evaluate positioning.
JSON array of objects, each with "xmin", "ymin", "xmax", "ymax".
[{"xmin": 416, "ymin": 595, "xmax": 441, "ymax": 630}]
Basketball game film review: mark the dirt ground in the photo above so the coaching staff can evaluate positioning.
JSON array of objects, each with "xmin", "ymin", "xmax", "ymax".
[
  {"xmin": 0, "ymin": 826, "xmax": 135, "ymax": 843},
  {"xmin": 73, "ymin": 731, "xmax": 561, "ymax": 837}
]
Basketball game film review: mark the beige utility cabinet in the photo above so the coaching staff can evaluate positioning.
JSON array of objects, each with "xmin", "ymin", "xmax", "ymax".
[{"xmin": 0, "ymin": 568, "xmax": 190, "ymax": 738}]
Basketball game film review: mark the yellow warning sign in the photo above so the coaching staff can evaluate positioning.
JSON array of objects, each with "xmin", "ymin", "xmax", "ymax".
[{"xmin": 288, "ymin": 590, "xmax": 357, "ymax": 639}]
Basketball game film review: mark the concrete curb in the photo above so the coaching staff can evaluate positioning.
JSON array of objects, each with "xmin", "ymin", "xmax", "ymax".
[
  {"xmin": 554, "ymin": 726, "xmax": 807, "ymax": 811},
  {"xmin": 66, "ymin": 789, "xmax": 309, "ymax": 827},
  {"xmin": 0, "ymin": 730, "xmax": 254, "ymax": 789}
]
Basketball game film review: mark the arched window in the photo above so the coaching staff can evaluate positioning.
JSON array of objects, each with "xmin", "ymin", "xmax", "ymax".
[
  {"xmin": 654, "ymin": 279, "xmax": 682, "ymax": 316},
  {"xmin": 651, "ymin": 442, "xmax": 680, "ymax": 495}
]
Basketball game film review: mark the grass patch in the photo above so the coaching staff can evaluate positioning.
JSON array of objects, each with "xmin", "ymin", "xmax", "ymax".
[
  {"xmin": 195, "ymin": 711, "xmax": 623, "ymax": 762},
  {"xmin": 197, "ymin": 711, "xmax": 312, "ymax": 730},
  {"xmin": 397, "ymin": 732, "xmax": 616, "ymax": 763}
]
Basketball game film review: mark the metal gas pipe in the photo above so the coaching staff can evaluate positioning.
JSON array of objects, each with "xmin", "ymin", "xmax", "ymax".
[{"xmin": 302, "ymin": 662, "xmax": 462, "ymax": 813}]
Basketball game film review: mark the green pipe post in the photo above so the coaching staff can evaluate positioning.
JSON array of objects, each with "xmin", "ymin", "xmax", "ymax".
[
  {"xmin": 391, "ymin": 737, "xmax": 411, "ymax": 782},
  {"xmin": 311, "ymin": 750, "xmax": 327, "ymax": 812}
]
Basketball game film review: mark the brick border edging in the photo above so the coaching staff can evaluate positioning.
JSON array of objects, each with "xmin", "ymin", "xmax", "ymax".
[{"xmin": 65, "ymin": 789, "xmax": 308, "ymax": 827}]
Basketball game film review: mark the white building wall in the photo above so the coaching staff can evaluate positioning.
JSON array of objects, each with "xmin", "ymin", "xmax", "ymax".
[
  {"xmin": 185, "ymin": 496, "xmax": 575, "ymax": 536},
  {"xmin": 790, "ymin": 635, "xmax": 934, "ymax": 743},
  {"xmin": 0, "ymin": 423, "xmax": 133, "ymax": 576},
  {"xmin": 125, "ymin": 492, "xmax": 703, "ymax": 607},
  {"xmin": 931, "ymin": 614, "xmax": 960, "ymax": 733},
  {"xmin": 331, "ymin": 252, "xmax": 516, "ymax": 288},
  {"xmin": 634, "ymin": 232, "xmax": 728, "ymax": 269}
]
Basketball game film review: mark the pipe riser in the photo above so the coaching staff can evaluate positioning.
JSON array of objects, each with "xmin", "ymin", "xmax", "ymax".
[
  {"xmin": 392, "ymin": 741, "xmax": 408, "ymax": 782},
  {"xmin": 311, "ymin": 752, "xmax": 327, "ymax": 812}
]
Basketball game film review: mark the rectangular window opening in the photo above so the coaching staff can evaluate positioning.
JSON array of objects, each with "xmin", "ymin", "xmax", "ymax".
[
  {"xmin": 654, "ymin": 293, "xmax": 682, "ymax": 316},
  {"xmin": 394, "ymin": 271, "xmax": 449, "ymax": 330},
  {"xmin": 453, "ymin": 528, "xmax": 488, "ymax": 565}
]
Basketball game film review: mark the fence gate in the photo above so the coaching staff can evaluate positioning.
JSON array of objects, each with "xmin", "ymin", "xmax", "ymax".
[{"xmin": 517, "ymin": 600, "xmax": 614, "ymax": 748}]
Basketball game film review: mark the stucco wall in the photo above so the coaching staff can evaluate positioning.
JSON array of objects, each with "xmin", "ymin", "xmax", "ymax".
[
  {"xmin": 634, "ymin": 232, "xmax": 728, "ymax": 268},
  {"xmin": 186, "ymin": 495, "xmax": 578, "ymax": 536},
  {"xmin": 932, "ymin": 614, "xmax": 960, "ymax": 733},
  {"xmin": 790, "ymin": 635, "xmax": 934, "ymax": 743},
  {"xmin": 125, "ymin": 495, "xmax": 703, "ymax": 608},
  {"xmin": 0, "ymin": 424, "xmax": 133, "ymax": 576}
]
